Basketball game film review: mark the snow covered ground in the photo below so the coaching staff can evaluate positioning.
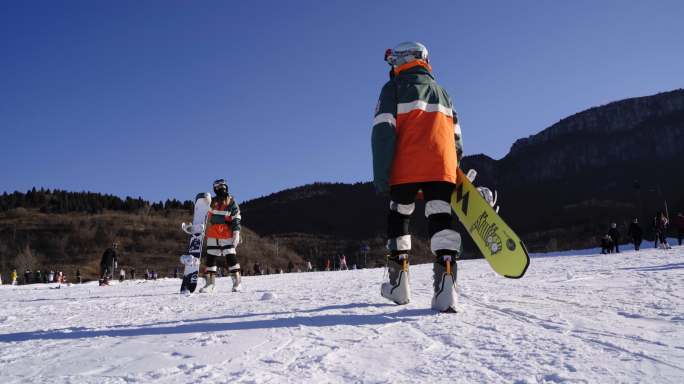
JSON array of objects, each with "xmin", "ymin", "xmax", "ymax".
[{"xmin": 1, "ymin": 239, "xmax": 683, "ymax": 383}]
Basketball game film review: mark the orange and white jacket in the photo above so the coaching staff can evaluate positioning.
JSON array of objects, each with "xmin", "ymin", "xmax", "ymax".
[
  {"xmin": 206, "ymin": 196, "xmax": 241, "ymax": 239},
  {"xmin": 371, "ymin": 61, "xmax": 463, "ymax": 195}
]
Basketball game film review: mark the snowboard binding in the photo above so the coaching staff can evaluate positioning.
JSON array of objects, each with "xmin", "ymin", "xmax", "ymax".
[{"xmin": 467, "ymin": 169, "xmax": 500, "ymax": 213}]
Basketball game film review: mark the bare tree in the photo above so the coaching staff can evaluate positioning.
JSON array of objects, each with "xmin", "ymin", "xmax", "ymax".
[
  {"xmin": 50, "ymin": 234, "xmax": 70, "ymax": 263},
  {"xmin": 138, "ymin": 205, "xmax": 152, "ymax": 224},
  {"xmin": 15, "ymin": 243, "xmax": 39, "ymax": 276},
  {"xmin": 102, "ymin": 218, "xmax": 123, "ymax": 245},
  {"xmin": 72, "ymin": 223, "xmax": 97, "ymax": 256}
]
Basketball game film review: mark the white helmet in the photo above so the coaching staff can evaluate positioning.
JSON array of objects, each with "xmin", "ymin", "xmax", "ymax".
[{"xmin": 385, "ymin": 42, "xmax": 429, "ymax": 68}]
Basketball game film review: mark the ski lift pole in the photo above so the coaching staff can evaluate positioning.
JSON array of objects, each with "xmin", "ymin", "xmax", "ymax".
[{"xmin": 634, "ymin": 181, "xmax": 645, "ymax": 233}]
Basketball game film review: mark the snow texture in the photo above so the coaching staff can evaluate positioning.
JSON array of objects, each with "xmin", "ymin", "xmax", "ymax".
[{"xmin": 1, "ymin": 238, "xmax": 683, "ymax": 383}]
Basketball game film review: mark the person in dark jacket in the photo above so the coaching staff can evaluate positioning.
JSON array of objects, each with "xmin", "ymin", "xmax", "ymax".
[
  {"xmin": 253, "ymin": 262, "xmax": 261, "ymax": 276},
  {"xmin": 266, "ymin": 267, "xmax": 270, "ymax": 275},
  {"xmin": 76, "ymin": 268, "xmax": 82, "ymax": 284},
  {"xmin": 608, "ymin": 223, "xmax": 622, "ymax": 253},
  {"xmin": 627, "ymin": 218, "xmax": 643, "ymax": 251},
  {"xmin": 675, "ymin": 211, "xmax": 684, "ymax": 246},
  {"xmin": 24, "ymin": 269, "xmax": 31, "ymax": 285},
  {"xmin": 601, "ymin": 234, "xmax": 613, "ymax": 254},
  {"xmin": 130, "ymin": 267, "xmax": 135, "ymax": 280},
  {"xmin": 287, "ymin": 260, "xmax": 295, "ymax": 273}
]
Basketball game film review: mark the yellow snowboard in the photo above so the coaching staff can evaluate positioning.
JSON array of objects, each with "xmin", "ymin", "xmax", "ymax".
[{"xmin": 450, "ymin": 168, "xmax": 530, "ymax": 278}]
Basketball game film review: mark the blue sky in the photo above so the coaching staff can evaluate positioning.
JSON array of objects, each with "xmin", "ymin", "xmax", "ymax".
[{"xmin": 1, "ymin": 1, "xmax": 683, "ymax": 204}]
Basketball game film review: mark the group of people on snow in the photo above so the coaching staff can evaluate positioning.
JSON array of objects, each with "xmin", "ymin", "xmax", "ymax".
[
  {"xmin": 9, "ymin": 269, "xmax": 66, "ymax": 285},
  {"xmin": 601, "ymin": 211, "xmax": 684, "ymax": 254}
]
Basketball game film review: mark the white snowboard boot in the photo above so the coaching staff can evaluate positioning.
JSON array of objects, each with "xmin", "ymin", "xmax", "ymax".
[
  {"xmin": 381, "ymin": 255, "xmax": 410, "ymax": 305},
  {"xmin": 432, "ymin": 258, "xmax": 458, "ymax": 313},
  {"xmin": 231, "ymin": 271, "xmax": 243, "ymax": 292},
  {"xmin": 199, "ymin": 274, "xmax": 216, "ymax": 293}
]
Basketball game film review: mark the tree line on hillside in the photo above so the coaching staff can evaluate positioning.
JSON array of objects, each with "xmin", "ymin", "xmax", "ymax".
[{"xmin": 0, "ymin": 188, "xmax": 192, "ymax": 214}]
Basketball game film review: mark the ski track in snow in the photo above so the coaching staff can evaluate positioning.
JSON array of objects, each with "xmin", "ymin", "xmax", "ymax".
[{"xmin": 0, "ymin": 239, "xmax": 683, "ymax": 383}]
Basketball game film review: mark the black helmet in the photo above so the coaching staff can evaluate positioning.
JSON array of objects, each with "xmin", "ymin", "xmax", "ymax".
[{"xmin": 213, "ymin": 178, "xmax": 228, "ymax": 197}]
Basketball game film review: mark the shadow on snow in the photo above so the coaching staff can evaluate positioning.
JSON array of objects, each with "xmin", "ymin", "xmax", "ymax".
[{"xmin": 0, "ymin": 303, "xmax": 432, "ymax": 343}]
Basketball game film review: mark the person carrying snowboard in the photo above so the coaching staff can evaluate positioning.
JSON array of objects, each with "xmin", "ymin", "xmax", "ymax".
[
  {"xmin": 627, "ymin": 218, "xmax": 643, "ymax": 251},
  {"xmin": 99, "ymin": 244, "xmax": 118, "ymax": 286},
  {"xmin": 201, "ymin": 179, "xmax": 242, "ymax": 293},
  {"xmin": 608, "ymin": 223, "xmax": 622, "ymax": 253},
  {"xmin": 372, "ymin": 42, "xmax": 463, "ymax": 313}
]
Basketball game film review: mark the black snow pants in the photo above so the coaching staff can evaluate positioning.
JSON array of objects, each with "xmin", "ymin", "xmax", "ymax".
[
  {"xmin": 610, "ymin": 237, "xmax": 620, "ymax": 253},
  {"xmin": 632, "ymin": 236, "xmax": 642, "ymax": 250},
  {"xmin": 678, "ymin": 228, "xmax": 683, "ymax": 246}
]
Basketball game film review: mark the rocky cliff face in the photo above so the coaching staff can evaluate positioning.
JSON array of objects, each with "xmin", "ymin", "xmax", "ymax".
[{"xmin": 461, "ymin": 89, "xmax": 684, "ymax": 187}]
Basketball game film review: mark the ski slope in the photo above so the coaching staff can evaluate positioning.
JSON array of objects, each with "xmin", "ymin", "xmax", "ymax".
[{"xmin": 1, "ymin": 240, "xmax": 683, "ymax": 383}]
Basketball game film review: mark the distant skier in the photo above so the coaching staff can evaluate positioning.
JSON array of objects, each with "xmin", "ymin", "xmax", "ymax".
[
  {"xmin": 675, "ymin": 211, "xmax": 684, "ymax": 246},
  {"xmin": 119, "ymin": 268, "xmax": 125, "ymax": 282},
  {"xmin": 11, "ymin": 270, "xmax": 17, "ymax": 285},
  {"xmin": 326, "ymin": 260, "xmax": 330, "ymax": 271},
  {"xmin": 35, "ymin": 270, "xmax": 42, "ymax": 284},
  {"xmin": 339, "ymin": 254, "xmax": 348, "ymax": 270},
  {"xmin": 173, "ymin": 267, "xmax": 179, "ymax": 278},
  {"xmin": 266, "ymin": 267, "xmax": 271, "ymax": 275},
  {"xmin": 201, "ymin": 179, "xmax": 242, "ymax": 293},
  {"xmin": 130, "ymin": 267, "xmax": 135, "ymax": 280},
  {"xmin": 654, "ymin": 212, "xmax": 670, "ymax": 249},
  {"xmin": 151, "ymin": 269, "xmax": 157, "ymax": 280},
  {"xmin": 144, "ymin": 268, "xmax": 149, "ymax": 281},
  {"xmin": 627, "ymin": 219, "xmax": 643, "ymax": 251},
  {"xmin": 75, "ymin": 269, "xmax": 82, "ymax": 284},
  {"xmin": 372, "ymin": 42, "xmax": 463, "ymax": 312},
  {"xmin": 99, "ymin": 244, "xmax": 118, "ymax": 286},
  {"xmin": 287, "ymin": 260, "xmax": 294, "ymax": 273},
  {"xmin": 608, "ymin": 223, "xmax": 622, "ymax": 253},
  {"xmin": 253, "ymin": 262, "xmax": 261, "ymax": 276},
  {"xmin": 307, "ymin": 262, "xmax": 312, "ymax": 272}
]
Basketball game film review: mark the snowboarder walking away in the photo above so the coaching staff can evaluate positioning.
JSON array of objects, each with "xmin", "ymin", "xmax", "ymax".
[
  {"xmin": 372, "ymin": 42, "xmax": 463, "ymax": 313},
  {"xmin": 99, "ymin": 244, "xmax": 118, "ymax": 286},
  {"xmin": 201, "ymin": 179, "xmax": 242, "ymax": 293},
  {"xmin": 608, "ymin": 223, "xmax": 622, "ymax": 253},
  {"xmin": 628, "ymin": 219, "xmax": 643, "ymax": 251},
  {"xmin": 119, "ymin": 268, "xmax": 125, "ymax": 283},
  {"xmin": 75, "ymin": 269, "xmax": 81, "ymax": 284},
  {"xmin": 675, "ymin": 212, "xmax": 684, "ymax": 246}
]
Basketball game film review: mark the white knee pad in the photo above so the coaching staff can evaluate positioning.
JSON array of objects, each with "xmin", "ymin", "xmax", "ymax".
[
  {"xmin": 431, "ymin": 230, "xmax": 462, "ymax": 255},
  {"xmin": 425, "ymin": 200, "xmax": 451, "ymax": 217},
  {"xmin": 390, "ymin": 201, "xmax": 415, "ymax": 215}
]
